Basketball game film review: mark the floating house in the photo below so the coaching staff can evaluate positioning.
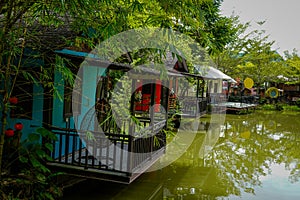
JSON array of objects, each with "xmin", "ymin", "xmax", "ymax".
[
  {"xmin": 46, "ymin": 48, "xmax": 212, "ymax": 183},
  {"xmin": 195, "ymin": 66, "xmax": 236, "ymax": 113},
  {"xmin": 1, "ymin": 41, "xmax": 214, "ymax": 184},
  {"xmin": 1, "ymin": 42, "xmax": 238, "ymax": 183}
]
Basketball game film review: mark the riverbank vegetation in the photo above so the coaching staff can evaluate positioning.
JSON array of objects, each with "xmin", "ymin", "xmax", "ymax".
[
  {"xmin": 0, "ymin": 128, "xmax": 62, "ymax": 199},
  {"xmin": 259, "ymin": 103, "xmax": 300, "ymax": 112}
]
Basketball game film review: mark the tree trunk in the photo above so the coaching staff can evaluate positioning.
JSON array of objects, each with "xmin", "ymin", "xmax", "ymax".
[
  {"xmin": 0, "ymin": 101, "xmax": 8, "ymax": 176},
  {"xmin": 0, "ymin": 44, "xmax": 10, "ymax": 176}
]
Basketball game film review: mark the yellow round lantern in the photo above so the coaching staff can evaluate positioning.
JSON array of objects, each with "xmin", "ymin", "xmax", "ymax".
[{"xmin": 244, "ymin": 77, "xmax": 254, "ymax": 89}]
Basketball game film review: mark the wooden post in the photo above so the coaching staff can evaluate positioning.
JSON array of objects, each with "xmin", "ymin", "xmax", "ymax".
[
  {"xmin": 129, "ymin": 79, "xmax": 136, "ymax": 134},
  {"xmin": 165, "ymin": 83, "xmax": 170, "ymax": 128},
  {"xmin": 150, "ymin": 83, "xmax": 156, "ymax": 126},
  {"xmin": 155, "ymin": 80, "xmax": 161, "ymax": 112},
  {"xmin": 127, "ymin": 135, "xmax": 134, "ymax": 175},
  {"xmin": 196, "ymin": 78, "xmax": 200, "ymax": 115}
]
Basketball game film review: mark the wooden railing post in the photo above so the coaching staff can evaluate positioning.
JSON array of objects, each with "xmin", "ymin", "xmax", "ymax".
[{"xmin": 127, "ymin": 135, "xmax": 134, "ymax": 175}]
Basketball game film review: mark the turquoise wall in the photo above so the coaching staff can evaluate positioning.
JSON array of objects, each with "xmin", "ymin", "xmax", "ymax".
[
  {"xmin": 52, "ymin": 65, "xmax": 106, "ymax": 129},
  {"xmin": 52, "ymin": 71, "xmax": 70, "ymax": 128},
  {"xmin": 77, "ymin": 66, "xmax": 107, "ymax": 129},
  {"xmin": 51, "ymin": 65, "xmax": 106, "ymax": 158},
  {"xmin": 1, "ymin": 54, "xmax": 107, "ymax": 158},
  {"xmin": 1, "ymin": 52, "xmax": 44, "ymax": 141},
  {"xmin": 5, "ymin": 84, "xmax": 44, "ymax": 141}
]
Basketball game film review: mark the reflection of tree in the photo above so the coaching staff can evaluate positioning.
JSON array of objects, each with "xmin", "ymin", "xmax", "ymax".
[
  {"xmin": 163, "ymin": 129, "xmax": 241, "ymax": 199},
  {"xmin": 163, "ymin": 111, "xmax": 300, "ymax": 199},
  {"xmin": 264, "ymin": 112, "xmax": 300, "ymax": 184},
  {"xmin": 254, "ymin": 111, "xmax": 300, "ymax": 184},
  {"xmin": 207, "ymin": 111, "xmax": 300, "ymax": 196}
]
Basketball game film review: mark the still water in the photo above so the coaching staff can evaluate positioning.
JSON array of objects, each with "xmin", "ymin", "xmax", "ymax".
[{"xmin": 62, "ymin": 111, "xmax": 300, "ymax": 199}]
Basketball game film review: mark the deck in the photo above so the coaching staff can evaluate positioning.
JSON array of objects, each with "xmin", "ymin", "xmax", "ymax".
[
  {"xmin": 46, "ymin": 120, "xmax": 166, "ymax": 184},
  {"xmin": 213, "ymin": 102, "xmax": 257, "ymax": 114}
]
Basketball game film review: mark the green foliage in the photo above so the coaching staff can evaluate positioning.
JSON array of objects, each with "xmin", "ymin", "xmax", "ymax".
[
  {"xmin": 296, "ymin": 100, "xmax": 300, "ymax": 108},
  {"xmin": 0, "ymin": 127, "xmax": 62, "ymax": 200},
  {"xmin": 283, "ymin": 51, "xmax": 300, "ymax": 84},
  {"xmin": 211, "ymin": 17, "xmax": 293, "ymax": 88},
  {"xmin": 259, "ymin": 103, "xmax": 300, "ymax": 112},
  {"xmin": 275, "ymin": 103, "xmax": 284, "ymax": 111},
  {"xmin": 260, "ymin": 104, "xmax": 276, "ymax": 110},
  {"xmin": 0, "ymin": 0, "xmax": 79, "ymax": 177},
  {"xmin": 258, "ymin": 98, "xmax": 267, "ymax": 105},
  {"xmin": 282, "ymin": 105, "xmax": 300, "ymax": 111},
  {"xmin": 232, "ymin": 30, "xmax": 283, "ymax": 84}
]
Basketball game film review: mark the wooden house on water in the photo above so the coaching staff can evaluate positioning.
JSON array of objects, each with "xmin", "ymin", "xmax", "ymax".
[
  {"xmin": 39, "ymin": 48, "xmax": 209, "ymax": 184},
  {"xmin": 1, "ymin": 44, "xmax": 229, "ymax": 183},
  {"xmin": 0, "ymin": 18, "xmax": 235, "ymax": 187}
]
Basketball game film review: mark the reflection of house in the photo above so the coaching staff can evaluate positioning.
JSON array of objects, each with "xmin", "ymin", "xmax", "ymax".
[
  {"xmin": 164, "ymin": 166, "xmax": 218, "ymax": 199},
  {"xmin": 162, "ymin": 129, "xmax": 229, "ymax": 199},
  {"xmin": 199, "ymin": 125, "xmax": 222, "ymax": 159}
]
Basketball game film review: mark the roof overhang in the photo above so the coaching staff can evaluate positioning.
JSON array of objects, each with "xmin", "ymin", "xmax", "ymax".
[
  {"xmin": 195, "ymin": 66, "xmax": 236, "ymax": 82},
  {"xmin": 55, "ymin": 48, "xmax": 188, "ymax": 77}
]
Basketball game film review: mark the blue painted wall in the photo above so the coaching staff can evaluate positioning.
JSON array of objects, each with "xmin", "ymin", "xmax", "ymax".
[
  {"xmin": 51, "ymin": 64, "xmax": 106, "ymax": 158},
  {"xmin": 2, "ymin": 84, "xmax": 44, "ymax": 141},
  {"xmin": 1, "ymin": 50, "xmax": 107, "ymax": 159},
  {"xmin": 77, "ymin": 65, "xmax": 107, "ymax": 128},
  {"xmin": 51, "ymin": 65, "xmax": 106, "ymax": 129},
  {"xmin": 0, "ymin": 51, "xmax": 44, "ymax": 141}
]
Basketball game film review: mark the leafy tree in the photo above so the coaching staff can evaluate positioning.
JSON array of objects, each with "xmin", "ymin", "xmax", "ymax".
[
  {"xmin": 237, "ymin": 27, "xmax": 284, "ymax": 87},
  {"xmin": 0, "ymin": 127, "xmax": 62, "ymax": 199},
  {"xmin": 283, "ymin": 50, "xmax": 300, "ymax": 84},
  {"xmin": 212, "ymin": 18, "xmax": 285, "ymax": 91},
  {"xmin": 0, "ymin": 0, "xmax": 95, "ymax": 176},
  {"xmin": 212, "ymin": 16, "xmax": 250, "ymax": 74},
  {"xmin": 0, "ymin": 0, "xmax": 240, "ymax": 198},
  {"xmin": 170, "ymin": 0, "xmax": 238, "ymax": 54}
]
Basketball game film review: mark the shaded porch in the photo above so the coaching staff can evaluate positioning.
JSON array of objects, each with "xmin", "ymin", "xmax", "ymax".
[{"xmin": 46, "ymin": 116, "xmax": 166, "ymax": 184}]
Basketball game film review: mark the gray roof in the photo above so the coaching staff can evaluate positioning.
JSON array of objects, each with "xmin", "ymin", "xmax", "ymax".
[{"xmin": 195, "ymin": 66, "xmax": 236, "ymax": 82}]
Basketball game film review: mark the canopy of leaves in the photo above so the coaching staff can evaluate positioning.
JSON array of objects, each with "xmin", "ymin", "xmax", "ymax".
[
  {"xmin": 0, "ymin": 0, "xmax": 239, "ymax": 86},
  {"xmin": 282, "ymin": 50, "xmax": 300, "ymax": 84},
  {"xmin": 211, "ymin": 18, "xmax": 293, "ymax": 87}
]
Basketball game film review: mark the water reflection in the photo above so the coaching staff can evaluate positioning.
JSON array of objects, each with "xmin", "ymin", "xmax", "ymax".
[
  {"xmin": 61, "ymin": 111, "xmax": 300, "ymax": 199},
  {"xmin": 164, "ymin": 111, "xmax": 300, "ymax": 199}
]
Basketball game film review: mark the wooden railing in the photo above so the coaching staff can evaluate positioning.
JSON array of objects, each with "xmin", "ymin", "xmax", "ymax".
[
  {"xmin": 46, "ymin": 119, "xmax": 166, "ymax": 175},
  {"xmin": 178, "ymin": 97, "xmax": 207, "ymax": 117}
]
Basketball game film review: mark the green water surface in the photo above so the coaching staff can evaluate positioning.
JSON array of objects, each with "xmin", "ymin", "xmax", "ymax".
[{"xmin": 62, "ymin": 111, "xmax": 300, "ymax": 200}]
